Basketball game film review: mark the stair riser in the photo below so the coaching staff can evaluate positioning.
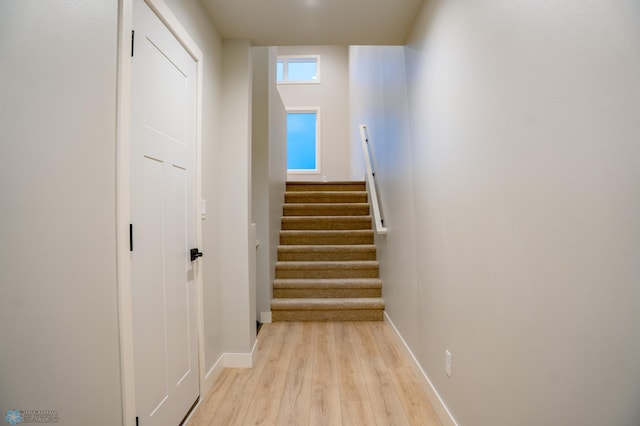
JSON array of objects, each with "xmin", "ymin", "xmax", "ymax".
[
  {"xmin": 275, "ymin": 269, "xmax": 379, "ymax": 279},
  {"xmin": 286, "ymin": 183, "xmax": 366, "ymax": 192},
  {"xmin": 274, "ymin": 288, "xmax": 382, "ymax": 298},
  {"xmin": 284, "ymin": 205, "xmax": 370, "ymax": 216},
  {"xmin": 280, "ymin": 235, "xmax": 374, "ymax": 245},
  {"xmin": 285, "ymin": 193, "xmax": 368, "ymax": 204},
  {"xmin": 272, "ymin": 310, "xmax": 383, "ymax": 321},
  {"xmin": 281, "ymin": 219, "xmax": 372, "ymax": 230},
  {"xmin": 278, "ymin": 251, "xmax": 376, "ymax": 261}
]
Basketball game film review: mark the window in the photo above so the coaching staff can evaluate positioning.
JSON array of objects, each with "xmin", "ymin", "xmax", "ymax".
[
  {"xmin": 287, "ymin": 110, "xmax": 319, "ymax": 172},
  {"xmin": 277, "ymin": 56, "xmax": 320, "ymax": 83}
]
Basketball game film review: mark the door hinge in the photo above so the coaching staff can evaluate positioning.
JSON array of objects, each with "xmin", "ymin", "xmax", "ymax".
[
  {"xmin": 131, "ymin": 30, "xmax": 135, "ymax": 57},
  {"xmin": 129, "ymin": 224, "xmax": 133, "ymax": 252}
]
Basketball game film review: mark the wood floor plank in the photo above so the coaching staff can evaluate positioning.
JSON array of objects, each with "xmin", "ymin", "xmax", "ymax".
[
  {"xmin": 226, "ymin": 324, "xmax": 302, "ymax": 425},
  {"xmin": 340, "ymin": 400, "xmax": 377, "ymax": 426},
  {"xmin": 254, "ymin": 360, "xmax": 288, "ymax": 399},
  {"xmin": 312, "ymin": 322, "xmax": 339, "ymax": 385},
  {"xmin": 293, "ymin": 320, "xmax": 316, "ymax": 359},
  {"xmin": 210, "ymin": 366, "xmax": 273, "ymax": 425},
  {"xmin": 335, "ymin": 323, "xmax": 370, "ymax": 401},
  {"xmin": 349, "ymin": 321, "xmax": 380, "ymax": 358},
  {"xmin": 276, "ymin": 356, "xmax": 313, "ymax": 425},
  {"xmin": 187, "ymin": 369, "xmax": 239, "ymax": 425},
  {"xmin": 207, "ymin": 397, "xmax": 252, "ymax": 426},
  {"xmin": 255, "ymin": 322, "xmax": 284, "ymax": 364},
  {"xmin": 188, "ymin": 321, "xmax": 443, "ymax": 426},
  {"xmin": 242, "ymin": 398, "xmax": 281, "ymax": 426},
  {"xmin": 255, "ymin": 323, "xmax": 300, "ymax": 398},
  {"xmin": 246, "ymin": 323, "xmax": 296, "ymax": 401},
  {"xmin": 369, "ymin": 321, "xmax": 407, "ymax": 369},
  {"xmin": 265, "ymin": 322, "xmax": 292, "ymax": 363},
  {"xmin": 360, "ymin": 356, "xmax": 410, "ymax": 426},
  {"xmin": 389, "ymin": 366, "xmax": 442, "ymax": 426},
  {"xmin": 309, "ymin": 384, "xmax": 342, "ymax": 426}
]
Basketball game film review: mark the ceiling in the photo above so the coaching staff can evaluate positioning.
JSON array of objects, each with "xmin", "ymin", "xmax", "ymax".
[{"xmin": 200, "ymin": 0, "xmax": 424, "ymax": 46}]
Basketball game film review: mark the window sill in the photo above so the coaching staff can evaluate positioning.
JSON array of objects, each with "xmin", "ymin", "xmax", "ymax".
[{"xmin": 277, "ymin": 80, "xmax": 321, "ymax": 85}]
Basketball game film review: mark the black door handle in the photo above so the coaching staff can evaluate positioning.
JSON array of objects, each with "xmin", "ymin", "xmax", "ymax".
[{"xmin": 190, "ymin": 248, "xmax": 203, "ymax": 261}]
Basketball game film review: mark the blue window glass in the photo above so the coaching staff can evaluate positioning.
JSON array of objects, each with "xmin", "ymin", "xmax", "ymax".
[
  {"xmin": 276, "ymin": 61, "xmax": 284, "ymax": 82},
  {"xmin": 288, "ymin": 60, "xmax": 317, "ymax": 81},
  {"xmin": 287, "ymin": 112, "xmax": 317, "ymax": 170}
]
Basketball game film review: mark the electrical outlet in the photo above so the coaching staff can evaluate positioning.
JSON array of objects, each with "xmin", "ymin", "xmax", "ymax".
[{"xmin": 445, "ymin": 350, "xmax": 452, "ymax": 377}]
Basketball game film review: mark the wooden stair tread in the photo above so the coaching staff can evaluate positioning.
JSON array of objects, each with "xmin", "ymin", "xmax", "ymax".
[
  {"xmin": 271, "ymin": 310, "xmax": 383, "ymax": 321},
  {"xmin": 285, "ymin": 191, "xmax": 368, "ymax": 204},
  {"xmin": 280, "ymin": 229, "xmax": 373, "ymax": 235},
  {"xmin": 273, "ymin": 278, "xmax": 382, "ymax": 289},
  {"xmin": 283, "ymin": 203, "xmax": 370, "ymax": 216},
  {"xmin": 278, "ymin": 245, "xmax": 376, "ymax": 261},
  {"xmin": 281, "ymin": 216, "xmax": 373, "ymax": 231},
  {"xmin": 279, "ymin": 230, "xmax": 374, "ymax": 246},
  {"xmin": 271, "ymin": 297, "xmax": 385, "ymax": 310},
  {"xmin": 276, "ymin": 260, "xmax": 379, "ymax": 269},
  {"xmin": 287, "ymin": 181, "xmax": 365, "ymax": 184},
  {"xmin": 282, "ymin": 215, "xmax": 372, "ymax": 222},
  {"xmin": 278, "ymin": 245, "xmax": 376, "ymax": 252},
  {"xmin": 286, "ymin": 181, "xmax": 366, "ymax": 192},
  {"xmin": 284, "ymin": 202, "xmax": 369, "ymax": 207},
  {"xmin": 280, "ymin": 230, "xmax": 374, "ymax": 240},
  {"xmin": 285, "ymin": 191, "xmax": 366, "ymax": 195},
  {"xmin": 282, "ymin": 215, "xmax": 372, "ymax": 219}
]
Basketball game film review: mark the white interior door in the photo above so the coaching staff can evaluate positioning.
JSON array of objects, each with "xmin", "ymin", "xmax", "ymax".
[{"xmin": 130, "ymin": 0, "xmax": 198, "ymax": 424}]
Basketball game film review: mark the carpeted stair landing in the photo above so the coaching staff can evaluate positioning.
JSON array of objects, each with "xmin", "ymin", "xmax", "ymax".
[{"xmin": 271, "ymin": 181, "xmax": 385, "ymax": 321}]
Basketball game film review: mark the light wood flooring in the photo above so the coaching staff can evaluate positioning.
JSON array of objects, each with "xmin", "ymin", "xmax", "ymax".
[{"xmin": 187, "ymin": 321, "xmax": 442, "ymax": 426}]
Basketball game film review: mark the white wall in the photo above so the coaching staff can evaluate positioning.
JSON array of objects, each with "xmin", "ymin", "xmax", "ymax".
[
  {"xmin": 349, "ymin": 44, "xmax": 420, "ymax": 353},
  {"xmin": 252, "ymin": 47, "xmax": 287, "ymax": 321},
  {"xmin": 267, "ymin": 62, "xmax": 288, "ymax": 321},
  {"xmin": 162, "ymin": 0, "xmax": 226, "ymax": 386},
  {"xmin": 220, "ymin": 40, "xmax": 257, "ymax": 352},
  {"xmin": 277, "ymin": 46, "xmax": 351, "ymax": 182},
  {"xmin": 252, "ymin": 47, "xmax": 270, "ymax": 322},
  {"xmin": 0, "ymin": 2, "xmax": 123, "ymax": 424},
  {"xmin": 351, "ymin": 1, "xmax": 640, "ymax": 424},
  {"xmin": 0, "ymin": 1, "xmax": 237, "ymax": 422}
]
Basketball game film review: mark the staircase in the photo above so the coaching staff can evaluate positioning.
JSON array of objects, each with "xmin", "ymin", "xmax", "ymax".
[{"xmin": 271, "ymin": 181, "xmax": 385, "ymax": 321}]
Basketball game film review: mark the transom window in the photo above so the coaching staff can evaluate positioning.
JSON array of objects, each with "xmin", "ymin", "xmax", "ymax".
[{"xmin": 277, "ymin": 56, "xmax": 320, "ymax": 84}]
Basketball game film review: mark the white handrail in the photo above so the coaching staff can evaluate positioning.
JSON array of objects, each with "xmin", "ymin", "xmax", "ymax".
[{"xmin": 359, "ymin": 124, "xmax": 387, "ymax": 235}]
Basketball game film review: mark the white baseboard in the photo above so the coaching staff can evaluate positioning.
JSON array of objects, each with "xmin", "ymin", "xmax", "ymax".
[
  {"xmin": 199, "ymin": 341, "xmax": 258, "ymax": 393},
  {"xmin": 251, "ymin": 338, "xmax": 258, "ymax": 365},
  {"xmin": 260, "ymin": 311, "xmax": 272, "ymax": 324},
  {"xmin": 202, "ymin": 353, "xmax": 225, "ymax": 394},
  {"xmin": 384, "ymin": 312, "xmax": 458, "ymax": 426},
  {"xmin": 223, "ymin": 339, "xmax": 258, "ymax": 368},
  {"xmin": 223, "ymin": 352, "xmax": 252, "ymax": 368}
]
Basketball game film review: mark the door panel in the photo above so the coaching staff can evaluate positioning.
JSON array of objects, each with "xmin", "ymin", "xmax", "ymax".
[
  {"xmin": 131, "ymin": 0, "xmax": 198, "ymax": 424},
  {"xmin": 133, "ymin": 156, "xmax": 169, "ymax": 414},
  {"xmin": 164, "ymin": 164, "xmax": 191, "ymax": 385}
]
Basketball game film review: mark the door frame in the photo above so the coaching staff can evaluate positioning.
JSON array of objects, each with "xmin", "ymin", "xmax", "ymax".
[{"xmin": 116, "ymin": 1, "xmax": 205, "ymax": 425}]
